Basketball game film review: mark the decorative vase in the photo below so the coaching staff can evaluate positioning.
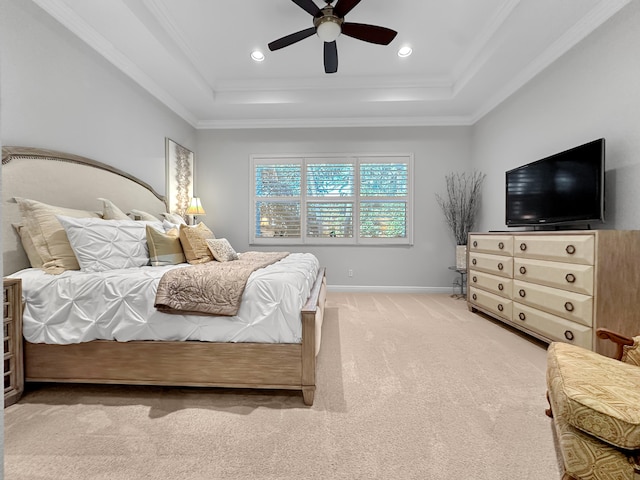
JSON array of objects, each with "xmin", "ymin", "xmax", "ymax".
[{"xmin": 455, "ymin": 245, "xmax": 467, "ymax": 270}]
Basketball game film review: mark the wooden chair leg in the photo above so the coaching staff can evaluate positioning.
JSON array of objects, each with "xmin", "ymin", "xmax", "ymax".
[{"xmin": 545, "ymin": 390, "xmax": 553, "ymax": 418}]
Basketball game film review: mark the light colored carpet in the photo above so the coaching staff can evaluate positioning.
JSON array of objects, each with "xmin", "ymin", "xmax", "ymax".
[{"xmin": 4, "ymin": 293, "xmax": 563, "ymax": 479}]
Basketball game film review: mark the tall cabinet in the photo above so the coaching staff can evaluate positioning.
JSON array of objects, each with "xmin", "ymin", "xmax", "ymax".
[{"xmin": 467, "ymin": 230, "xmax": 640, "ymax": 358}]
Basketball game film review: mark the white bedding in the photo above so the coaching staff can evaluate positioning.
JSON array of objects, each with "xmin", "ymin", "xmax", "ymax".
[{"xmin": 10, "ymin": 252, "xmax": 319, "ymax": 345}]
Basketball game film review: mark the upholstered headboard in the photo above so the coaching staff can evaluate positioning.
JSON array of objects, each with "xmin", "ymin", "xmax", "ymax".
[{"xmin": 2, "ymin": 147, "xmax": 168, "ymax": 275}]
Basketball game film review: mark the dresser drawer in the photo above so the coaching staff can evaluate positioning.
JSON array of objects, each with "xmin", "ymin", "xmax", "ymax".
[
  {"xmin": 468, "ymin": 270, "xmax": 512, "ymax": 298},
  {"xmin": 468, "ymin": 252, "xmax": 513, "ymax": 278},
  {"xmin": 469, "ymin": 287, "xmax": 512, "ymax": 320},
  {"xmin": 514, "ymin": 258, "xmax": 594, "ymax": 296},
  {"xmin": 513, "ymin": 280, "xmax": 592, "ymax": 327},
  {"xmin": 512, "ymin": 303, "xmax": 592, "ymax": 350},
  {"xmin": 469, "ymin": 235, "xmax": 513, "ymax": 256},
  {"xmin": 514, "ymin": 235, "xmax": 594, "ymax": 265}
]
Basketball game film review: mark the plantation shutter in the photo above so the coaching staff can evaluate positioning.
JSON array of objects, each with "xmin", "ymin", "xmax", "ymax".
[{"xmin": 251, "ymin": 154, "xmax": 413, "ymax": 245}]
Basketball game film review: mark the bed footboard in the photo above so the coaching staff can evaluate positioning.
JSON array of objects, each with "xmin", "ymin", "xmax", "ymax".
[{"xmin": 24, "ymin": 268, "xmax": 327, "ymax": 406}]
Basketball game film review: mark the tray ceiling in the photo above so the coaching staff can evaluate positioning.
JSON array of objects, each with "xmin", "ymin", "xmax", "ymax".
[{"xmin": 33, "ymin": 0, "xmax": 630, "ymax": 128}]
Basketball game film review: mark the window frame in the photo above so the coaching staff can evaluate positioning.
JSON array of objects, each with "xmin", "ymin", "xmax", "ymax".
[{"xmin": 250, "ymin": 153, "xmax": 414, "ymax": 246}]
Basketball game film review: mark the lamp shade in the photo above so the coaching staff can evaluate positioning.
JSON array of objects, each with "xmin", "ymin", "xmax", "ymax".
[{"xmin": 185, "ymin": 197, "xmax": 206, "ymax": 216}]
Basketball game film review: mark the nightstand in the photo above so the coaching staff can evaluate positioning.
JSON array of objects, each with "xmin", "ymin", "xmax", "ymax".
[{"xmin": 3, "ymin": 278, "xmax": 24, "ymax": 407}]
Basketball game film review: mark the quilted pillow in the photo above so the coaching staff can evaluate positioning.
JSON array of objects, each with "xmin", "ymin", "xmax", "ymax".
[
  {"xmin": 97, "ymin": 198, "xmax": 129, "ymax": 220},
  {"xmin": 57, "ymin": 216, "xmax": 153, "ymax": 272},
  {"xmin": 179, "ymin": 222, "xmax": 215, "ymax": 264},
  {"xmin": 14, "ymin": 197, "xmax": 102, "ymax": 274},
  {"xmin": 206, "ymin": 238, "xmax": 239, "ymax": 262},
  {"xmin": 146, "ymin": 225, "xmax": 186, "ymax": 266}
]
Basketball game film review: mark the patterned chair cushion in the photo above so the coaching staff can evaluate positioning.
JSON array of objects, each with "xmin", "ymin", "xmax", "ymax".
[
  {"xmin": 548, "ymin": 394, "xmax": 636, "ymax": 480},
  {"xmin": 547, "ymin": 341, "xmax": 640, "ymax": 449},
  {"xmin": 622, "ymin": 338, "xmax": 640, "ymax": 367}
]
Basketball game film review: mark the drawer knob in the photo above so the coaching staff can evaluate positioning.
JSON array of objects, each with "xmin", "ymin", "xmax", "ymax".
[
  {"xmin": 520, "ymin": 243, "xmax": 527, "ymax": 251},
  {"xmin": 498, "ymin": 263, "xmax": 504, "ymax": 271},
  {"xmin": 519, "ymin": 289, "xmax": 526, "ymax": 298},
  {"xmin": 519, "ymin": 266, "xmax": 527, "ymax": 275},
  {"xmin": 565, "ymin": 273, "xmax": 576, "ymax": 283},
  {"xmin": 564, "ymin": 330, "xmax": 575, "ymax": 341},
  {"xmin": 498, "ymin": 283, "xmax": 504, "ymax": 291},
  {"xmin": 566, "ymin": 245, "xmax": 576, "ymax": 255},
  {"xmin": 472, "ymin": 258, "xmax": 477, "ymax": 266},
  {"xmin": 472, "ymin": 276, "xmax": 478, "ymax": 283},
  {"xmin": 473, "ymin": 240, "xmax": 478, "ymax": 248},
  {"xmin": 472, "ymin": 293, "xmax": 477, "ymax": 301},
  {"xmin": 518, "ymin": 312, "xmax": 526, "ymax": 321},
  {"xmin": 498, "ymin": 242, "xmax": 504, "ymax": 250},
  {"xmin": 564, "ymin": 302, "xmax": 575, "ymax": 312},
  {"xmin": 497, "ymin": 304, "xmax": 504, "ymax": 312}
]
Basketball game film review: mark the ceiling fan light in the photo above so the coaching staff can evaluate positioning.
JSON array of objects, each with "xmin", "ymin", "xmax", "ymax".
[{"xmin": 316, "ymin": 18, "xmax": 341, "ymax": 42}]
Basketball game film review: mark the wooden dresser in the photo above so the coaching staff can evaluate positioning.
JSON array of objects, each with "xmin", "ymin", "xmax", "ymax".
[
  {"xmin": 3, "ymin": 278, "xmax": 24, "ymax": 407},
  {"xmin": 467, "ymin": 230, "xmax": 640, "ymax": 357}
]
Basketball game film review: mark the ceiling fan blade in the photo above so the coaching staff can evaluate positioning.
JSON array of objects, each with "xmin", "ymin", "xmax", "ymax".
[
  {"xmin": 333, "ymin": 0, "xmax": 362, "ymax": 18},
  {"xmin": 292, "ymin": 0, "xmax": 321, "ymax": 17},
  {"xmin": 268, "ymin": 27, "xmax": 316, "ymax": 51},
  {"xmin": 342, "ymin": 23, "xmax": 398, "ymax": 45},
  {"xmin": 324, "ymin": 41, "xmax": 338, "ymax": 74}
]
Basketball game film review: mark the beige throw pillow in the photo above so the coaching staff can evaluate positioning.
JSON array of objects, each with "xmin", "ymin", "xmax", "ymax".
[
  {"xmin": 15, "ymin": 197, "xmax": 102, "ymax": 274},
  {"xmin": 146, "ymin": 225, "xmax": 186, "ymax": 266},
  {"xmin": 130, "ymin": 209, "xmax": 162, "ymax": 222},
  {"xmin": 97, "ymin": 198, "xmax": 130, "ymax": 220},
  {"xmin": 179, "ymin": 222, "xmax": 215, "ymax": 264},
  {"xmin": 12, "ymin": 223, "xmax": 44, "ymax": 269},
  {"xmin": 206, "ymin": 238, "xmax": 239, "ymax": 262}
]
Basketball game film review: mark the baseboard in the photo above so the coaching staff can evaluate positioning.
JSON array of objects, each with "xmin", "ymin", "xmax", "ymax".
[{"xmin": 327, "ymin": 285, "xmax": 454, "ymax": 294}]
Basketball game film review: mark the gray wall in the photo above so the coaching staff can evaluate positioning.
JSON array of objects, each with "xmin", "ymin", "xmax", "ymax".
[
  {"xmin": 472, "ymin": 1, "xmax": 640, "ymax": 232},
  {"xmin": 0, "ymin": 0, "xmax": 195, "ymax": 195},
  {"xmin": 196, "ymin": 127, "xmax": 472, "ymax": 290}
]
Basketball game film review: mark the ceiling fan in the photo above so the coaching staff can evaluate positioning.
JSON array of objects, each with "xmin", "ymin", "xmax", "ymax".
[{"xmin": 268, "ymin": 0, "xmax": 398, "ymax": 74}]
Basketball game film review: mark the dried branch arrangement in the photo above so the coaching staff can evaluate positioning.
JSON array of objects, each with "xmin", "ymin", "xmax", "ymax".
[{"xmin": 436, "ymin": 171, "xmax": 486, "ymax": 245}]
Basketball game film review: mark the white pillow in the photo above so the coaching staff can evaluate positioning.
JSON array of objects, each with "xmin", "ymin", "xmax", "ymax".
[
  {"xmin": 160, "ymin": 212, "xmax": 187, "ymax": 225},
  {"xmin": 57, "ymin": 216, "xmax": 153, "ymax": 272}
]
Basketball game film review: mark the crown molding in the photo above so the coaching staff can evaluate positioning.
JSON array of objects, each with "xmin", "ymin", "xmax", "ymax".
[
  {"xmin": 196, "ymin": 115, "xmax": 475, "ymax": 130},
  {"xmin": 32, "ymin": 0, "xmax": 200, "ymax": 128},
  {"xmin": 452, "ymin": 0, "xmax": 521, "ymax": 95},
  {"xmin": 469, "ymin": 0, "xmax": 632, "ymax": 124}
]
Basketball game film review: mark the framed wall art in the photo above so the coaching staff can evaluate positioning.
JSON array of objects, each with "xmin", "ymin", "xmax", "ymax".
[{"xmin": 165, "ymin": 138, "xmax": 194, "ymax": 218}]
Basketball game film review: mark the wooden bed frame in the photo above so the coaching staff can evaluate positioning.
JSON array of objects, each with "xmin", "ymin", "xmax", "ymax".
[{"xmin": 2, "ymin": 147, "xmax": 327, "ymax": 406}]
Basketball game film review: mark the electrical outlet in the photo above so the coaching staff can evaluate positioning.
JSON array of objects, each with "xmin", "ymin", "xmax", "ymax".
[{"xmin": 348, "ymin": 269, "xmax": 353, "ymax": 277}]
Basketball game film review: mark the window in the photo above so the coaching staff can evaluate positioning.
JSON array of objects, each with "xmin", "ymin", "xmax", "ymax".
[{"xmin": 251, "ymin": 154, "xmax": 413, "ymax": 245}]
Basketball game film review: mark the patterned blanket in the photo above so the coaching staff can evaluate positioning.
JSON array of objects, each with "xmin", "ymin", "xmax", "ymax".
[{"xmin": 155, "ymin": 251, "xmax": 289, "ymax": 316}]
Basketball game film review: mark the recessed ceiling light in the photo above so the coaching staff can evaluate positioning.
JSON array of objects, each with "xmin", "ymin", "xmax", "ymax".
[
  {"xmin": 251, "ymin": 50, "xmax": 265, "ymax": 62},
  {"xmin": 398, "ymin": 46, "xmax": 412, "ymax": 58}
]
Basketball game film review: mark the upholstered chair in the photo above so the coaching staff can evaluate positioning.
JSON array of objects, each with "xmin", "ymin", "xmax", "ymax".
[{"xmin": 546, "ymin": 329, "xmax": 640, "ymax": 480}]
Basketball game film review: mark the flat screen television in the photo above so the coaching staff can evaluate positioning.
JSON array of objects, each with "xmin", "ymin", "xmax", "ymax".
[{"xmin": 505, "ymin": 138, "xmax": 605, "ymax": 227}]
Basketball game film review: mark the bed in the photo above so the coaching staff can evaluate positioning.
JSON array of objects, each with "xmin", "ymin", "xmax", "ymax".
[{"xmin": 2, "ymin": 146, "xmax": 326, "ymax": 405}]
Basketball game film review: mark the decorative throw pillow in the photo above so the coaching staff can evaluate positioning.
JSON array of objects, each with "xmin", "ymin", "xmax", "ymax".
[
  {"xmin": 12, "ymin": 223, "xmax": 44, "ymax": 269},
  {"xmin": 160, "ymin": 212, "xmax": 187, "ymax": 225},
  {"xmin": 14, "ymin": 197, "xmax": 102, "ymax": 274},
  {"xmin": 97, "ymin": 198, "xmax": 130, "ymax": 220},
  {"xmin": 57, "ymin": 216, "xmax": 151, "ymax": 272},
  {"xmin": 179, "ymin": 222, "xmax": 215, "ymax": 264},
  {"xmin": 146, "ymin": 225, "xmax": 186, "ymax": 266},
  {"xmin": 206, "ymin": 238, "xmax": 239, "ymax": 262},
  {"xmin": 130, "ymin": 209, "xmax": 162, "ymax": 222}
]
